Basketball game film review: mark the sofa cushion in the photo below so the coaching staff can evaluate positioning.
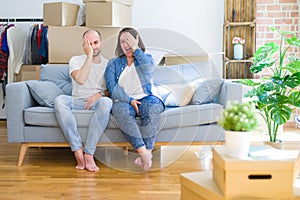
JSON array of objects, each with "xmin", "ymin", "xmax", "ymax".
[
  {"xmin": 24, "ymin": 103, "xmax": 223, "ymax": 129},
  {"xmin": 40, "ymin": 64, "xmax": 72, "ymax": 95},
  {"xmin": 25, "ymin": 80, "xmax": 65, "ymax": 108},
  {"xmin": 156, "ymin": 83, "xmax": 195, "ymax": 107},
  {"xmin": 190, "ymin": 79, "xmax": 224, "ymax": 105}
]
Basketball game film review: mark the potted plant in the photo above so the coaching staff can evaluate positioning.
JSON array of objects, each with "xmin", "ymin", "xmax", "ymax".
[
  {"xmin": 238, "ymin": 27, "xmax": 300, "ymax": 145},
  {"xmin": 218, "ymin": 101, "xmax": 258, "ymax": 159}
]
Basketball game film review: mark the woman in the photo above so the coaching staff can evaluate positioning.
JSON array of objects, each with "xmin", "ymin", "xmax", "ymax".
[{"xmin": 105, "ymin": 27, "xmax": 165, "ymax": 171}]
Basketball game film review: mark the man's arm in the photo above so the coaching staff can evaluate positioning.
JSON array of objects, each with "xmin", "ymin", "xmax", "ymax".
[{"xmin": 71, "ymin": 37, "xmax": 93, "ymax": 85}]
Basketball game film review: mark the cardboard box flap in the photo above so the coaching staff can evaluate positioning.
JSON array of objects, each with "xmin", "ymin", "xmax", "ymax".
[{"xmin": 83, "ymin": 0, "xmax": 134, "ymax": 6}]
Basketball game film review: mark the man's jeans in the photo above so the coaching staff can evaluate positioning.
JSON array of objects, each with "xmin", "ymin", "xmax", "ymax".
[
  {"xmin": 54, "ymin": 95, "xmax": 112, "ymax": 155},
  {"xmin": 112, "ymin": 95, "xmax": 164, "ymax": 150}
]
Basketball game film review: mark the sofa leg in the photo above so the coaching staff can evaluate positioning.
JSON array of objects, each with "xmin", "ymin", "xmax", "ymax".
[
  {"xmin": 18, "ymin": 143, "xmax": 28, "ymax": 167},
  {"xmin": 123, "ymin": 146, "xmax": 128, "ymax": 156}
]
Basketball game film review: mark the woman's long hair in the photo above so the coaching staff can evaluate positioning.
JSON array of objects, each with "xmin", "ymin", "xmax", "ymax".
[{"xmin": 115, "ymin": 27, "xmax": 146, "ymax": 57}]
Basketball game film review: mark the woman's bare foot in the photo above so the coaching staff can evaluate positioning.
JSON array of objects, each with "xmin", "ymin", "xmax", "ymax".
[
  {"xmin": 139, "ymin": 153, "xmax": 153, "ymax": 171},
  {"xmin": 74, "ymin": 148, "xmax": 85, "ymax": 170},
  {"xmin": 136, "ymin": 146, "xmax": 153, "ymax": 171},
  {"xmin": 134, "ymin": 157, "xmax": 143, "ymax": 167},
  {"xmin": 84, "ymin": 153, "xmax": 99, "ymax": 172}
]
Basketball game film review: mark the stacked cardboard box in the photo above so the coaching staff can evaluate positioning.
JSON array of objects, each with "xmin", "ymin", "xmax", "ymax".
[
  {"xmin": 84, "ymin": 0, "xmax": 133, "ymax": 27},
  {"xmin": 43, "ymin": 2, "xmax": 79, "ymax": 26},
  {"xmin": 44, "ymin": 0, "xmax": 134, "ymax": 64},
  {"xmin": 15, "ymin": 65, "xmax": 40, "ymax": 82},
  {"xmin": 48, "ymin": 26, "xmax": 121, "ymax": 64}
]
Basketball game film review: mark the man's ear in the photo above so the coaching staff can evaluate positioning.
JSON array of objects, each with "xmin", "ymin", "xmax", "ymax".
[{"xmin": 100, "ymin": 41, "xmax": 104, "ymax": 47}]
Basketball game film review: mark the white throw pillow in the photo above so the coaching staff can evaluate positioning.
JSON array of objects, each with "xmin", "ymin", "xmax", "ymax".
[{"xmin": 156, "ymin": 83, "xmax": 195, "ymax": 107}]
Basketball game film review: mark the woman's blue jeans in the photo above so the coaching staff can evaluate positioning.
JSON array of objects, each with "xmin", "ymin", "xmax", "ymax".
[
  {"xmin": 112, "ymin": 95, "xmax": 165, "ymax": 150},
  {"xmin": 54, "ymin": 95, "xmax": 112, "ymax": 155}
]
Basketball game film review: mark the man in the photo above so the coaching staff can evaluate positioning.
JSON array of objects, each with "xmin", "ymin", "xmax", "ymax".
[{"xmin": 54, "ymin": 29, "xmax": 112, "ymax": 172}]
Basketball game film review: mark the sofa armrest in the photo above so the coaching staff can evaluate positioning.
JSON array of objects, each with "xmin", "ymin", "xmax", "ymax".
[
  {"xmin": 6, "ymin": 82, "xmax": 36, "ymax": 142},
  {"xmin": 218, "ymin": 81, "xmax": 243, "ymax": 108}
]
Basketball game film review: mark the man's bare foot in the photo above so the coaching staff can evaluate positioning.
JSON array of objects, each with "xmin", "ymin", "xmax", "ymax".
[
  {"xmin": 74, "ymin": 148, "xmax": 85, "ymax": 170},
  {"xmin": 84, "ymin": 153, "xmax": 99, "ymax": 172}
]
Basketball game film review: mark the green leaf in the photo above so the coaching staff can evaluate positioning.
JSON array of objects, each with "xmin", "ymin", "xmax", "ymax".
[
  {"xmin": 283, "ymin": 58, "xmax": 300, "ymax": 73},
  {"xmin": 236, "ymin": 79, "xmax": 260, "ymax": 86},
  {"xmin": 250, "ymin": 43, "xmax": 278, "ymax": 73},
  {"xmin": 288, "ymin": 91, "xmax": 300, "ymax": 107},
  {"xmin": 269, "ymin": 104, "xmax": 292, "ymax": 124},
  {"xmin": 284, "ymin": 72, "xmax": 300, "ymax": 88}
]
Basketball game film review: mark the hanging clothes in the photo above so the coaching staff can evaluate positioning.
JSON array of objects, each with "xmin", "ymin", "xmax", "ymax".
[
  {"xmin": 31, "ymin": 24, "xmax": 39, "ymax": 65},
  {"xmin": 0, "ymin": 24, "xmax": 12, "ymax": 81},
  {"xmin": 7, "ymin": 26, "xmax": 27, "ymax": 83},
  {"xmin": 22, "ymin": 25, "xmax": 34, "ymax": 65},
  {"xmin": 39, "ymin": 26, "xmax": 48, "ymax": 64}
]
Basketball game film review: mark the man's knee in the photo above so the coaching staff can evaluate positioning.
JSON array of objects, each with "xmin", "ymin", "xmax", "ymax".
[
  {"xmin": 95, "ymin": 97, "xmax": 113, "ymax": 112},
  {"xmin": 54, "ymin": 95, "xmax": 67, "ymax": 108}
]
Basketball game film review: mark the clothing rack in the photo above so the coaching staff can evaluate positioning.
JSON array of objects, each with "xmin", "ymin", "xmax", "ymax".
[{"xmin": 0, "ymin": 18, "xmax": 43, "ymax": 23}]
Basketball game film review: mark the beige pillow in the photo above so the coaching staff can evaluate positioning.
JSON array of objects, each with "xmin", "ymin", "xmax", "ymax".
[{"xmin": 157, "ymin": 83, "xmax": 196, "ymax": 107}]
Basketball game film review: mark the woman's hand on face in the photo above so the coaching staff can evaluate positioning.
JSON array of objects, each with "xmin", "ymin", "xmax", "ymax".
[
  {"xmin": 131, "ymin": 99, "xmax": 141, "ymax": 115},
  {"xmin": 125, "ymin": 32, "xmax": 139, "ymax": 51},
  {"xmin": 83, "ymin": 37, "xmax": 93, "ymax": 57}
]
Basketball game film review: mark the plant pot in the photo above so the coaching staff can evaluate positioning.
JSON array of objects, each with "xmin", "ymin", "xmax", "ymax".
[
  {"xmin": 264, "ymin": 140, "xmax": 284, "ymax": 149},
  {"xmin": 225, "ymin": 130, "xmax": 251, "ymax": 159},
  {"xmin": 233, "ymin": 44, "xmax": 243, "ymax": 60}
]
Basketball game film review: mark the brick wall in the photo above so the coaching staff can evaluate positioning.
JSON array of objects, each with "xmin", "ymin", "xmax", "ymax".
[{"xmin": 256, "ymin": 0, "xmax": 299, "ymax": 127}]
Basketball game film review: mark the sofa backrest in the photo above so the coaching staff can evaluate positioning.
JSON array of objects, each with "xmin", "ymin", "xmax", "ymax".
[
  {"xmin": 152, "ymin": 62, "xmax": 217, "ymax": 85},
  {"xmin": 40, "ymin": 62, "xmax": 221, "ymax": 96}
]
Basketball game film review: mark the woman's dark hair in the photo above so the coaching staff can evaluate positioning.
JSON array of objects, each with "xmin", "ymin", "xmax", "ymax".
[{"xmin": 115, "ymin": 27, "xmax": 146, "ymax": 57}]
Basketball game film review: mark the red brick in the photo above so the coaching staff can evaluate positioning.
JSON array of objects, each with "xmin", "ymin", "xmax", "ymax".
[
  {"xmin": 257, "ymin": 0, "xmax": 276, "ymax": 3},
  {"xmin": 279, "ymin": 0, "xmax": 297, "ymax": 3},
  {"xmin": 267, "ymin": 5, "xmax": 281, "ymax": 10},
  {"xmin": 275, "ymin": 19, "xmax": 293, "ymax": 24},
  {"xmin": 282, "ymin": 4, "xmax": 299, "ymax": 11},
  {"xmin": 267, "ymin": 12, "xmax": 287, "ymax": 18},
  {"xmin": 291, "ymin": 12, "xmax": 299, "ymax": 18}
]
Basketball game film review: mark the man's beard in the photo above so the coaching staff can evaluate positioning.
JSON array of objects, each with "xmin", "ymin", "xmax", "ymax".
[{"xmin": 93, "ymin": 49, "xmax": 101, "ymax": 57}]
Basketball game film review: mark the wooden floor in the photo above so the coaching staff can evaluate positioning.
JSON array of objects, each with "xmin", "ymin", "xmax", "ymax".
[
  {"xmin": 0, "ymin": 120, "xmax": 212, "ymax": 200},
  {"xmin": 1, "ymin": 120, "xmax": 300, "ymax": 200}
]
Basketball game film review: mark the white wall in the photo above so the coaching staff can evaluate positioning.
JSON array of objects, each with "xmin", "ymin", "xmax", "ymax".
[
  {"xmin": 1, "ymin": 0, "xmax": 223, "ymax": 52},
  {"xmin": 1, "ymin": 0, "xmax": 224, "ymax": 70},
  {"xmin": 132, "ymin": 0, "xmax": 224, "ymax": 54}
]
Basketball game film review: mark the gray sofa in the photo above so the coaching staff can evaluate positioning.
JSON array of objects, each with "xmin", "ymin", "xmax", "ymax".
[{"xmin": 6, "ymin": 63, "xmax": 242, "ymax": 166}]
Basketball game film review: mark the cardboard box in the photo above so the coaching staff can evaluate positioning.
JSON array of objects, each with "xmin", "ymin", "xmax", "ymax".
[
  {"xmin": 48, "ymin": 26, "xmax": 121, "ymax": 64},
  {"xmin": 158, "ymin": 54, "xmax": 208, "ymax": 66},
  {"xmin": 212, "ymin": 146, "xmax": 299, "ymax": 199},
  {"xmin": 83, "ymin": 0, "xmax": 134, "ymax": 6},
  {"xmin": 86, "ymin": 2, "xmax": 132, "ymax": 27},
  {"xmin": 16, "ymin": 65, "xmax": 40, "ymax": 81},
  {"xmin": 180, "ymin": 171, "xmax": 300, "ymax": 200},
  {"xmin": 43, "ymin": 2, "xmax": 79, "ymax": 26}
]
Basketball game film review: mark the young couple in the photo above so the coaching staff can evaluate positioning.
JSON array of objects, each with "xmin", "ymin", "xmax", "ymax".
[{"xmin": 54, "ymin": 28, "xmax": 165, "ymax": 172}]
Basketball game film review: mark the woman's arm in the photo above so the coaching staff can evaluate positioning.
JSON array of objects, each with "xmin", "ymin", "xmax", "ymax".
[
  {"xmin": 105, "ymin": 59, "xmax": 133, "ymax": 104},
  {"xmin": 134, "ymin": 49, "xmax": 154, "ymax": 67}
]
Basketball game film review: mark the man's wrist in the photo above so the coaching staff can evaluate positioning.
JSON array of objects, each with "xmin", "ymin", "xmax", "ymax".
[{"xmin": 98, "ymin": 91, "xmax": 105, "ymax": 96}]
